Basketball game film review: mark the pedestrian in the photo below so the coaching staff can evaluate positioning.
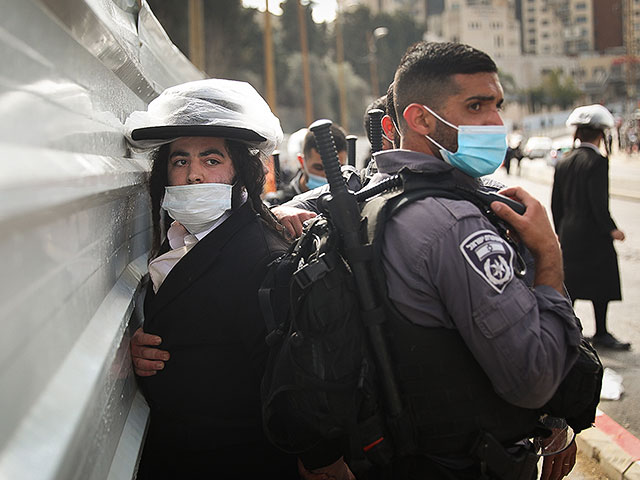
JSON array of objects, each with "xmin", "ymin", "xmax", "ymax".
[
  {"xmin": 124, "ymin": 79, "xmax": 298, "ymax": 478},
  {"xmin": 264, "ymin": 124, "xmax": 348, "ymax": 206},
  {"xmin": 296, "ymin": 41, "xmax": 583, "ymax": 480},
  {"xmin": 552, "ymin": 104, "xmax": 630, "ymax": 350}
]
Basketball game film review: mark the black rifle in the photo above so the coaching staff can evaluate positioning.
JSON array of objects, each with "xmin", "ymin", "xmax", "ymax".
[
  {"xmin": 272, "ymin": 150, "xmax": 281, "ymax": 189},
  {"xmin": 309, "ymin": 119, "xmax": 403, "ymax": 420},
  {"xmin": 346, "ymin": 135, "xmax": 357, "ymax": 167},
  {"xmin": 367, "ymin": 108, "xmax": 385, "ymax": 153}
]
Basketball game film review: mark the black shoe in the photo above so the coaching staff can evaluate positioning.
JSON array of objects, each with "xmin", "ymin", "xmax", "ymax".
[{"xmin": 591, "ymin": 333, "xmax": 631, "ymax": 351}]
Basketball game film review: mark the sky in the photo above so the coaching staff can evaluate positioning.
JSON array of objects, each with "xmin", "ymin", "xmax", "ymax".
[{"xmin": 241, "ymin": 0, "xmax": 339, "ymax": 23}]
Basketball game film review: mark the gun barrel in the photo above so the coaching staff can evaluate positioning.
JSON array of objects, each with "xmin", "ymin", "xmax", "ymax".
[
  {"xmin": 309, "ymin": 118, "xmax": 403, "ymax": 418},
  {"xmin": 346, "ymin": 135, "xmax": 357, "ymax": 167},
  {"xmin": 272, "ymin": 150, "xmax": 281, "ymax": 189},
  {"xmin": 367, "ymin": 108, "xmax": 385, "ymax": 154}
]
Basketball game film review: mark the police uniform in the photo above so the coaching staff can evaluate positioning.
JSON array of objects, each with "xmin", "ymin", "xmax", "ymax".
[{"xmin": 367, "ymin": 149, "xmax": 582, "ymax": 476}]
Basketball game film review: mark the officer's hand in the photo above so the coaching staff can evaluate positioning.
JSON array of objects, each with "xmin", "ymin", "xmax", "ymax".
[
  {"xmin": 271, "ymin": 205, "xmax": 317, "ymax": 238},
  {"xmin": 491, "ymin": 186, "xmax": 564, "ymax": 293},
  {"xmin": 540, "ymin": 440, "xmax": 576, "ymax": 480},
  {"xmin": 130, "ymin": 327, "xmax": 169, "ymax": 377},
  {"xmin": 297, "ymin": 457, "xmax": 356, "ymax": 480},
  {"xmin": 611, "ymin": 229, "xmax": 625, "ymax": 241}
]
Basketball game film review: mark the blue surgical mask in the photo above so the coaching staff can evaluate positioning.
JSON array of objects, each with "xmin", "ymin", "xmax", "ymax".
[
  {"xmin": 306, "ymin": 172, "xmax": 328, "ymax": 190},
  {"xmin": 422, "ymin": 105, "xmax": 507, "ymax": 178}
]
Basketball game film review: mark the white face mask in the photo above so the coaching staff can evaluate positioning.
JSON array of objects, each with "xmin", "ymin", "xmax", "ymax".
[{"xmin": 162, "ymin": 183, "xmax": 233, "ymax": 234}]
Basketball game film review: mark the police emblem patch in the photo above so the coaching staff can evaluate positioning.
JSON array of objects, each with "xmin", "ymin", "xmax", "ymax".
[{"xmin": 459, "ymin": 229, "xmax": 514, "ymax": 293}]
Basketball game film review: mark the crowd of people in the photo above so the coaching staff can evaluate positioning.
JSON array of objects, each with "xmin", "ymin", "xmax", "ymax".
[{"xmin": 122, "ymin": 40, "xmax": 627, "ymax": 479}]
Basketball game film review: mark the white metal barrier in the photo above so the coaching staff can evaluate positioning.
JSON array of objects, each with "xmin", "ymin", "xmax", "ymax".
[{"xmin": 0, "ymin": 1, "xmax": 203, "ymax": 478}]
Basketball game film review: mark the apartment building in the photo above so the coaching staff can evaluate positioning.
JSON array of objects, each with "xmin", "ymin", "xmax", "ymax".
[
  {"xmin": 520, "ymin": 0, "xmax": 594, "ymax": 55},
  {"xmin": 427, "ymin": 0, "xmax": 521, "ymax": 59}
]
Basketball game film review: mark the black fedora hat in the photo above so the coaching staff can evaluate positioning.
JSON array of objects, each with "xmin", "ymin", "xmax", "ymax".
[{"xmin": 130, "ymin": 124, "xmax": 266, "ymax": 143}]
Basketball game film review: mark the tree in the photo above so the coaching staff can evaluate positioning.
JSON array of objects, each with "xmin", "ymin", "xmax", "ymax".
[
  {"xmin": 147, "ymin": 0, "xmax": 262, "ymax": 81},
  {"xmin": 524, "ymin": 70, "xmax": 583, "ymax": 112},
  {"xmin": 341, "ymin": 5, "xmax": 424, "ymax": 99}
]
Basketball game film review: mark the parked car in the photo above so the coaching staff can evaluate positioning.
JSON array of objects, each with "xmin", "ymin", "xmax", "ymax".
[
  {"xmin": 545, "ymin": 136, "xmax": 575, "ymax": 167},
  {"xmin": 523, "ymin": 136, "xmax": 553, "ymax": 159}
]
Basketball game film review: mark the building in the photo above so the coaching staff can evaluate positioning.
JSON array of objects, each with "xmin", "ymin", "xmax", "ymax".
[
  {"xmin": 520, "ymin": 0, "xmax": 593, "ymax": 55},
  {"xmin": 355, "ymin": 0, "xmax": 444, "ymax": 25},
  {"xmin": 593, "ymin": 0, "xmax": 623, "ymax": 53},
  {"xmin": 521, "ymin": 0, "xmax": 564, "ymax": 55},
  {"xmin": 427, "ymin": 0, "xmax": 521, "ymax": 59}
]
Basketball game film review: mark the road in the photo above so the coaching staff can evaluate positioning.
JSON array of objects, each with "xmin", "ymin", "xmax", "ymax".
[{"xmin": 492, "ymin": 160, "xmax": 640, "ymax": 479}]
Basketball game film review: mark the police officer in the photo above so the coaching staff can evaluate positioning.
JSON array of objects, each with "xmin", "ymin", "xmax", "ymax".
[
  {"xmin": 552, "ymin": 105, "xmax": 629, "ymax": 350},
  {"xmin": 264, "ymin": 125, "xmax": 348, "ymax": 206},
  {"xmin": 304, "ymin": 41, "xmax": 582, "ymax": 480}
]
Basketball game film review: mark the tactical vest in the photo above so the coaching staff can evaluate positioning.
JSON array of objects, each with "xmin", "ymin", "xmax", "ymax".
[{"xmin": 360, "ymin": 173, "xmax": 543, "ymax": 456}]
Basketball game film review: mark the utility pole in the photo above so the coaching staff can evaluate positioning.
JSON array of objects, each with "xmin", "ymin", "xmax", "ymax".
[
  {"xmin": 625, "ymin": 0, "xmax": 637, "ymax": 109},
  {"xmin": 264, "ymin": 0, "xmax": 277, "ymax": 113},
  {"xmin": 336, "ymin": 0, "xmax": 348, "ymax": 129},
  {"xmin": 188, "ymin": 0, "xmax": 206, "ymax": 71},
  {"xmin": 298, "ymin": 0, "xmax": 314, "ymax": 126}
]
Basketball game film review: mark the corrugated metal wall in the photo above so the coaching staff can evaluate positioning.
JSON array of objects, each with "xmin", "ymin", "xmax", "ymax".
[{"xmin": 0, "ymin": 1, "xmax": 203, "ymax": 478}]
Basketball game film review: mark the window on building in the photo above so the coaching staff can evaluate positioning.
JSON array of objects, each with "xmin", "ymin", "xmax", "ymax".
[
  {"xmin": 575, "ymin": 2, "xmax": 587, "ymax": 9},
  {"xmin": 541, "ymin": 19, "xmax": 549, "ymax": 25},
  {"xmin": 576, "ymin": 16, "xmax": 587, "ymax": 23},
  {"xmin": 542, "ymin": 32, "xmax": 549, "ymax": 38},
  {"xmin": 494, "ymin": 35, "xmax": 504, "ymax": 47}
]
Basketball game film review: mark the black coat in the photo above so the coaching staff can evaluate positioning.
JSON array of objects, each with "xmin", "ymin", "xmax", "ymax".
[
  {"xmin": 551, "ymin": 146, "xmax": 621, "ymax": 302},
  {"xmin": 138, "ymin": 203, "xmax": 297, "ymax": 479}
]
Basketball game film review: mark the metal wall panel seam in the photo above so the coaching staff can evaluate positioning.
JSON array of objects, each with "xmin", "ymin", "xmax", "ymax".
[
  {"xmin": 0, "ymin": 254, "xmax": 149, "ymax": 480},
  {"xmin": 36, "ymin": 0, "xmax": 158, "ymax": 102},
  {"xmin": 0, "ymin": 0, "xmax": 147, "ymax": 125}
]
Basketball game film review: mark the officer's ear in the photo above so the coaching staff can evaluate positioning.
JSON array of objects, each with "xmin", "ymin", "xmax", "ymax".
[
  {"xmin": 403, "ymin": 103, "xmax": 434, "ymax": 137},
  {"xmin": 381, "ymin": 115, "xmax": 396, "ymax": 141}
]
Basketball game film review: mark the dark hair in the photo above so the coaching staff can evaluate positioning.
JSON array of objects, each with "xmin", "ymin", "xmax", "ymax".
[
  {"xmin": 148, "ymin": 139, "xmax": 285, "ymax": 259},
  {"xmin": 574, "ymin": 126, "xmax": 607, "ymax": 155},
  {"xmin": 302, "ymin": 124, "xmax": 347, "ymax": 159},
  {"xmin": 363, "ymin": 95, "xmax": 387, "ymax": 143},
  {"xmin": 385, "ymin": 83, "xmax": 397, "ymax": 128},
  {"xmin": 394, "ymin": 42, "xmax": 498, "ymax": 129}
]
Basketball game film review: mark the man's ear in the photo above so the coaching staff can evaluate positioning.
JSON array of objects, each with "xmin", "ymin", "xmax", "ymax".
[
  {"xmin": 381, "ymin": 115, "xmax": 396, "ymax": 141},
  {"xmin": 403, "ymin": 103, "xmax": 433, "ymax": 136}
]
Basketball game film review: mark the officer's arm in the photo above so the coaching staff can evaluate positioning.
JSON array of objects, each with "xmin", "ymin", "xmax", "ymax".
[
  {"xmin": 426, "ymin": 203, "xmax": 580, "ymax": 408},
  {"xmin": 490, "ymin": 186, "xmax": 564, "ymax": 294}
]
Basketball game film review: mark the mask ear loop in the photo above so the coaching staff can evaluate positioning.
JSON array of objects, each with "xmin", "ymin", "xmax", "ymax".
[
  {"xmin": 421, "ymin": 104, "xmax": 459, "ymax": 131},
  {"xmin": 402, "ymin": 104, "xmax": 458, "ymax": 153}
]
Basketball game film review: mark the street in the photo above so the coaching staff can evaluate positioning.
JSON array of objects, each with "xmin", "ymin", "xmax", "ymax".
[{"xmin": 491, "ymin": 154, "xmax": 640, "ymax": 478}]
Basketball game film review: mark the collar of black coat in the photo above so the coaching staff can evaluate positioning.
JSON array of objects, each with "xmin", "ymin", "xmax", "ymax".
[{"xmin": 145, "ymin": 202, "xmax": 257, "ymax": 319}]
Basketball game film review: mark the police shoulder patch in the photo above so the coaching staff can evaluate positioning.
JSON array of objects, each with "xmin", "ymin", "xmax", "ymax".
[{"xmin": 459, "ymin": 229, "xmax": 514, "ymax": 293}]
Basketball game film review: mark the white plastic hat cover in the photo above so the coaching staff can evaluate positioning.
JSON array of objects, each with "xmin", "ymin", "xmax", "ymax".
[
  {"xmin": 566, "ymin": 104, "xmax": 615, "ymax": 130},
  {"xmin": 125, "ymin": 79, "xmax": 283, "ymax": 157}
]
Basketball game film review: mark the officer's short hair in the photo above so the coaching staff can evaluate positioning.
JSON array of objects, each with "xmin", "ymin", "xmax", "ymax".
[
  {"xmin": 394, "ymin": 42, "xmax": 497, "ymax": 129},
  {"xmin": 385, "ymin": 83, "xmax": 397, "ymax": 129},
  {"xmin": 302, "ymin": 124, "xmax": 347, "ymax": 158}
]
